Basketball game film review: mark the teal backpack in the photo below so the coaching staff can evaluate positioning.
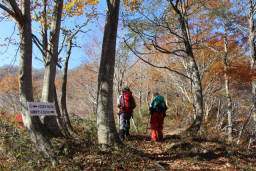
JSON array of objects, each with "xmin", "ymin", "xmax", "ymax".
[{"xmin": 150, "ymin": 95, "xmax": 167, "ymax": 114}]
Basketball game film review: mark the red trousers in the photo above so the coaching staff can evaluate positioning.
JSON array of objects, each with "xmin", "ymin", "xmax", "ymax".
[{"xmin": 150, "ymin": 112, "xmax": 164, "ymax": 141}]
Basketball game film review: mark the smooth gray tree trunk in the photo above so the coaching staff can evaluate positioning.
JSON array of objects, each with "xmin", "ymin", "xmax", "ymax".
[
  {"xmin": 96, "ymin": 0, "xmax": 122, "ymax": 148},
  {"xmin": 53, "ymin": 84, "xmax": 70, "ymax": 138},
  {"xmin": 248, "ymin": 0, "xmax": 256, "ymax": 145},
  {"xmin": 41, "ymin": 0, "xmax": 64, "ymax": 137}
]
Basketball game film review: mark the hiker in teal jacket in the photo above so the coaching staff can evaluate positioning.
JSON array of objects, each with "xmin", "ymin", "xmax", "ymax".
[{"xmin": 149, "ymin": 92, "xmax": 167, "ymax": 141}]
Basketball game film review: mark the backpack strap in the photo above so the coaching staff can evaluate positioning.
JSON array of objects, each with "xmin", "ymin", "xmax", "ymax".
[{"xmin": 121, "ymin": 94, "xmax": 126, "ymax": 109}]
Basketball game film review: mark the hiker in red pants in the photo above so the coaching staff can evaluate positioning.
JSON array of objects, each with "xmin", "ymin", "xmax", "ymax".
[{"xmin": 149, "ymin": 92, "xmax": 167, "ymax": 141}]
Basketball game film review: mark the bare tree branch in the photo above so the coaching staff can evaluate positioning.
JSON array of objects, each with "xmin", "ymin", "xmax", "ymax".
[
  {"xmin": 124, "ymin": 38, "xmax": 191, "ymax": 80},
  {"xmin": 4, "ymin": 0, "xmax": 23, "ymax": 22},
  {"xmin": 0, "ymin": 3, "xmax": 15, "ymax": 17},
  {"xmin": 152, "ymin": 38, "xmax": 187, "ymax": 56},
  {"xmin": 32, "ymin": 34, "xmax": 45, "ymax": 56}
]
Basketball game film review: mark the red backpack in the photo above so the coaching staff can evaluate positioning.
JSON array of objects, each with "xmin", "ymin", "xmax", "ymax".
[{"xmin": 120, "ymin": 91, "xmax": 136, "ymax": 114}]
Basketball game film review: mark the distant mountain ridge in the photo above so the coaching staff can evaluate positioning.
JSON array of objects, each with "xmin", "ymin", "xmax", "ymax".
[{"xmin": 0, "ymin": 65, "xmax": 65, "ymax": 81}]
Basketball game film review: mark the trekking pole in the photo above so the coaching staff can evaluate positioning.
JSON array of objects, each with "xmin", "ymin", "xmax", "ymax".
[
  {"xmin": 117, "ymin": 109, "xmax": 120, "ymax": 130},
  {"xmin": 118, "ymin": 114, "xmax": 120, "ymax": 130},
  {"xmin": 131, "ymin": 116, "xmax": 138, "ymax": 133}
]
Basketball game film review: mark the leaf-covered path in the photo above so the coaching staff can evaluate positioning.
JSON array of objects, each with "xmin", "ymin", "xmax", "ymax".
[
  {"xmin": 1, "ymin": 118, "xmax": 256, "ymax": 170},
  {"xmin": 125, "ymin": 127, "xmax": 256, "ymax": 170}
]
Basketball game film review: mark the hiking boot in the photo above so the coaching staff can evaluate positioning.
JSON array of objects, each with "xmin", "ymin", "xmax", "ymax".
[
  {"xmin": 120, "ymin": 136, "xmax": 125, "ymax": 141},
  {"xmin": 119, "ymin": 129, "xmax": 125, "ymax": 141},
  {"xmin": 125, "ymin": 131, "xmax": 130, "ymax": 137}
]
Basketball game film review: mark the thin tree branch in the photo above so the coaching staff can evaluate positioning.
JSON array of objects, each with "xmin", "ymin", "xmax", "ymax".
[
  {"xmin": 32, "ymin": 34, "xmax": 45, "ymax": 56},
  {"xmin": 58, "ymin": 33, "xmax": 67, "ymax": 55},
  {"xmin": 152, "ymin": 38, "xmax": 186, "ymax": 55},
  {"xmin": 32, "ymin": 34, "xmax": 62, "ymax": 68},
  {"xmin": 0, "ymin": 3, "xmax": 15, "ymax": 17},
  {"xmin": 5, "ymin": 0, "xmax": 23, "ymax": 22},
  {"xmin": 124, "ymin": 38, "xmax": 191, "ymax": 80}
]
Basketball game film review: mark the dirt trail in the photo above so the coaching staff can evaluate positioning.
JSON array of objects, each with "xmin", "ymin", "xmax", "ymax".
[
  {"xmin": 163, "ymin": 125, "xmax": 186, "ymax": 136},
  {"xmin": 128, "ymin": 125, "xmax": 256, "ymax": 170}
]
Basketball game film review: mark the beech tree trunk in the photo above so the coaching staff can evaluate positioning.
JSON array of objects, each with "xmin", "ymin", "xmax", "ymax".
[
  {"xmin": 249, "ymin": 0, "xmax": 256, "ymax": 97},
  {"xmin": 53, "ymin": 84, "xmax": 70, "ymax": 138},
  {"xmin": 96, "ymin": 0, "xmax": 122, "ymax": 148},
  {"xmin": 248, "ymin": 0, "xmax": 256, "ymax": 145},
  {"xmin": 41, "ymin": 0, "xmax": 64, "ymax": 137}
]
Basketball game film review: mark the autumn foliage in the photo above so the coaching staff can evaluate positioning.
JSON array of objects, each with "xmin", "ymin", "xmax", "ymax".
[
  {"xmin": 0, "ymin": 111, "xmax": 24, "ymax": 129},
  {"xmin": 0, "ymin": 73, "xmax": 18, "ymax": 94},
  {"xmin": 1, "ymin": 0, "xmax": 256, "ymax": 169}
]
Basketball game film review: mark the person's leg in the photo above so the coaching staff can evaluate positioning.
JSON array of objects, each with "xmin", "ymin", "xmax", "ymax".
[
  {"xmin": 119, "ymin": 113, "xmax": 126, "ymax": 140},
  {"xmin": 151, "ymin": 129, "xmax": 157, "ymax": 141},
  {"xmin": 157, "ymin": 113, "xmax": 164, "ymax": 140},
  {"xmin": 125, "ymin": 114, "xmax": 132, "ymax": 137},
  {"xmin": 151, "ymin": 112, "xmax": 158, "ymax": 141}
]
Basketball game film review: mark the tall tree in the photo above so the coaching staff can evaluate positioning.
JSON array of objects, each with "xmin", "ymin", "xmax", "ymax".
[
  {"xmin": 60, "ymin": 26, "xmax": 89, "ymax": 135},
  {"xmin": 0, "ymin": 0, "xmax": 54, "ymax": 159},
  {"xmin": 169, "ymin": 0, "xmax": 203, "ymax": 135},
  {"xmin": 247, "ymin": 0, "xmax": 256, "ymax": 146},
  {"xmin": 96, "ymin": 0, "xmax": 122, "ymax": 148},
  {"xmin": 248, "ymin": 0, "xmax": 256, "ymax": 101},
  {"xmin": 223, "ymin": 24, "xmax": 233, "ymax": 143},
  {"xmin": 40, "ymin": 0, "xmax": 64, "ymax": 137}
]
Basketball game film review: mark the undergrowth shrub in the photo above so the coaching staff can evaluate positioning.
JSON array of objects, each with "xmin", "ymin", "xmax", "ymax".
[
  {"xmin": 200, "ymin": 115, "xmax": 227, "ymax": 142},
  {"xmin": 131, "ymin": 106, "xmax": 152, "ymax": 134},
  {"xmin": 71, "ymin": 114, "xmax": 97, "ymax": 142},
  {"xmin": 0, "ymin": 109, "xmax": 37, "ymax": 170}
]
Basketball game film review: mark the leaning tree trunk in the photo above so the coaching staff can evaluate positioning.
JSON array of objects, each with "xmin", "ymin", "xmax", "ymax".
[
  {"xmin": 61, "ymin": 40, "xmax": 74, "ymax": 135},
  {"xmin": 53, "ymin": 84, "xmax": 70, "ymax": 138},
  {"xmin": 170, "ymin": 0, "xmax": 203, "ymax": 135},
  {"xmin": 16, "ymin": 0, "xmax": 54, "ymax": 159},
  {"xmin": 41, "ymin": 0, "xmax": 64, "ymax": 137},
  {"xmin": 186, "ymin": 57, "xmax": 203, "ymax": 135},
  {"xmin": 96, "ymin": 0, "xmax": 122, "ymax": 148},
  {"xmin": 237, "ymin": 106, "xmax": 254, "ymax": 145}
]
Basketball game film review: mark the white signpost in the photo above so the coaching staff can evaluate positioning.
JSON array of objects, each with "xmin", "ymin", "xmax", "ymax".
[{"xmin": 27, "ymin": 102, "xmax": 57, "ymax": 116}]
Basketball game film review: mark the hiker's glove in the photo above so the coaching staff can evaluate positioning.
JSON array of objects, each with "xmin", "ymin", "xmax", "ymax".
[{"xmin": 149, "ymin": 107, "xmax": 154, "ymax": 114}]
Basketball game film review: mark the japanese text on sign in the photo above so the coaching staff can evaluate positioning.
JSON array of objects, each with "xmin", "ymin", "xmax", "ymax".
[{"xmin": 27, "ymin": 102, "xmax": 57, "ymax": 116}]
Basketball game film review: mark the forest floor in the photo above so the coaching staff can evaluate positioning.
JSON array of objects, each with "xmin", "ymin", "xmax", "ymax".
[
  {"xmin": 124, "ymin": 125, "xmax": 256, "ymax": 170},
  {"xmin": 1, "ymin": 118, "xmax": 256, "ymax": 170}
]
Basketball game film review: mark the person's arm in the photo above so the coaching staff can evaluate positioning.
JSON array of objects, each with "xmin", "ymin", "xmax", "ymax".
[
  {"xmin": 163, "ymin": 98, "xmax": 167, "ymax": 117},
  {"xmin": 117, "ymin": 95, "xmax": 122, "ymax": 108},
  {"xmin": 149, "ymin": 99, "xmax": 154, "ymax": 115},
  {"xmin": 132, "ymin": 96, "xmax": 136, "ymax": 108}
]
